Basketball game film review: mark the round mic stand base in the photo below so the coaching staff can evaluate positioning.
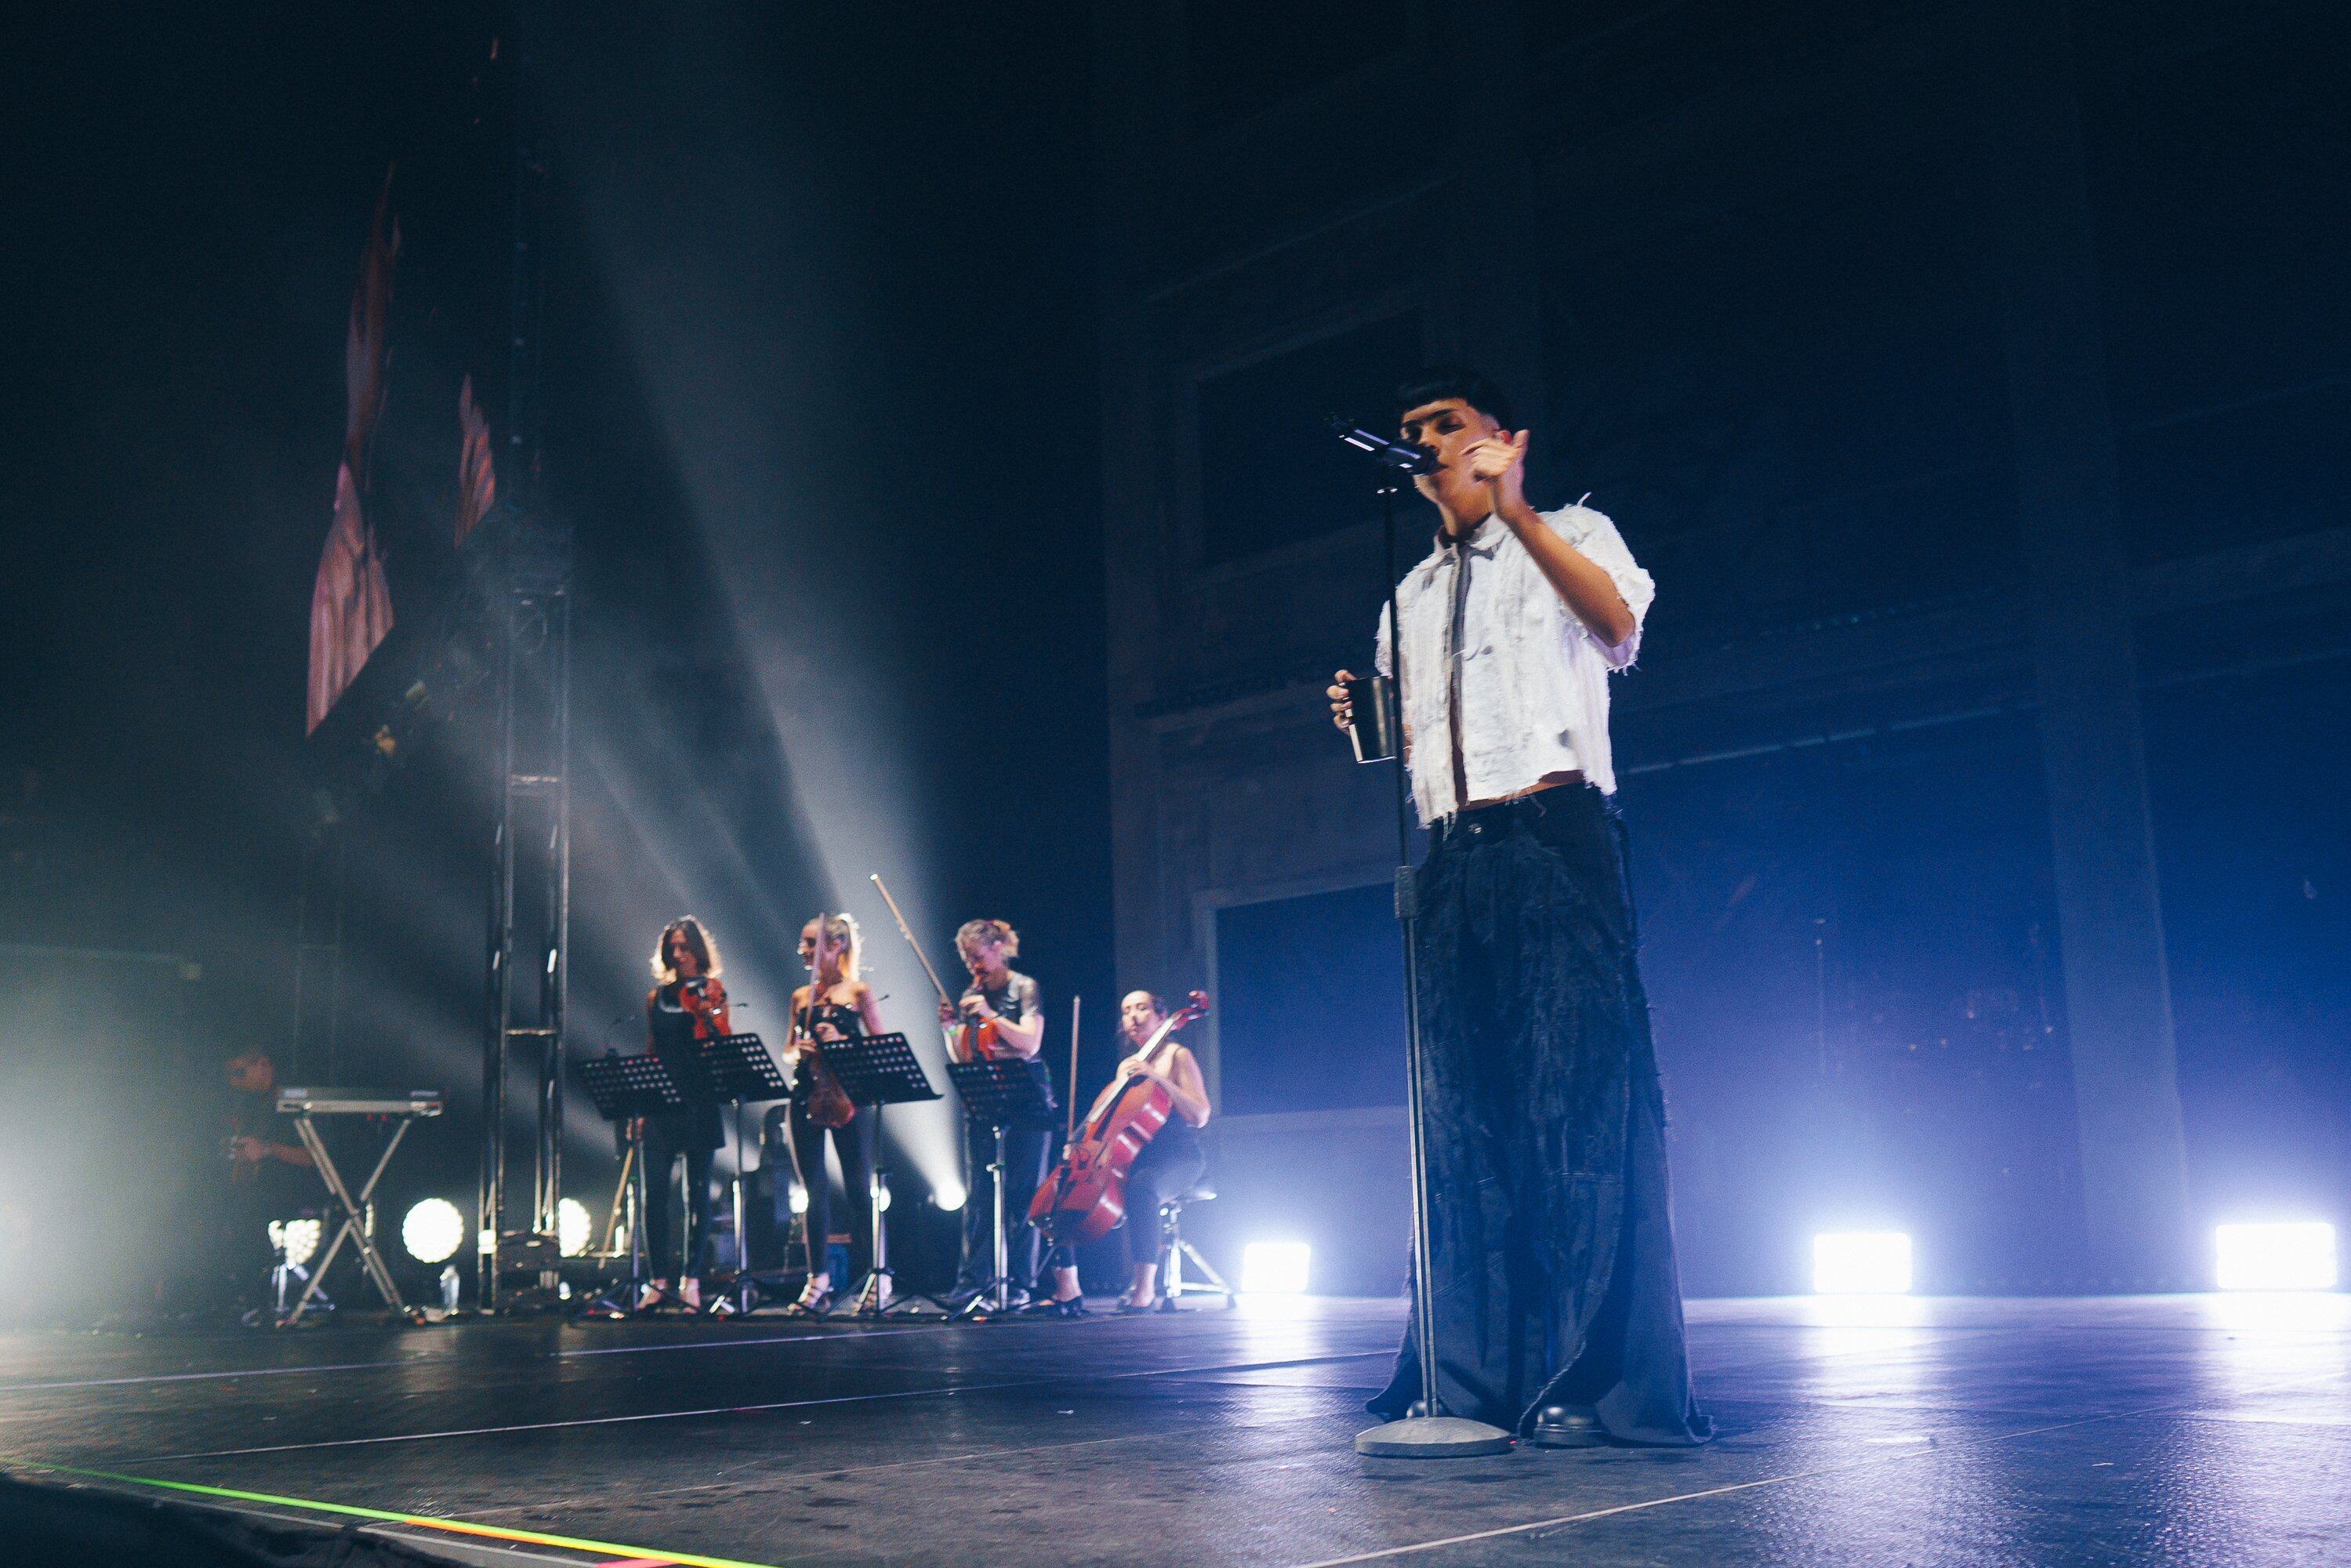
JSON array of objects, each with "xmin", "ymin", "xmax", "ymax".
[{"xmin": 1355, "ymin": 1414, "xmax": 1515, "ymax": 1459}]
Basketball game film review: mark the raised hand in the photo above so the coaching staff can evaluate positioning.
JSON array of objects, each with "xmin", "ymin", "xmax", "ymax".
[{"xmin": 1463, "ymin": 429, "xmax": 1529, "ymax": 510}]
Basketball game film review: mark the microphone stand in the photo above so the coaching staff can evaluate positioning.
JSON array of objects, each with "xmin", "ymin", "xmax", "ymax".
[{"xmin": 1347, "ymin": 441, "xmax": 1514, "ymax": 1460}]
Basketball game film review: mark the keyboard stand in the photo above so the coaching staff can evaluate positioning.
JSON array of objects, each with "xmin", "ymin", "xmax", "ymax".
[{"xmin": 281, "ymin": 1115, "xmax": 419, "ymax": 1326}]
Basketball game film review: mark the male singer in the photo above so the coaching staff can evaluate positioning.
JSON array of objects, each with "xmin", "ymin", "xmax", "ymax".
[{"xmin": 1330, "ymin": 367, "xmax": 1709, "ymax": 1448}]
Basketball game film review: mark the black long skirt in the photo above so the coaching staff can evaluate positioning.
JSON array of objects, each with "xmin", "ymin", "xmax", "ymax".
[{"xmin": 1367, "ymin": 786, "xmax": 1710, "ymax": 1445}]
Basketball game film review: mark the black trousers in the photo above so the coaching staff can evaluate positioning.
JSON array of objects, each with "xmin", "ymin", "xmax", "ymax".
[
  {"xmin": 1369, "ymin": 786, "xmax": 1710, "ymax": 1444},
  {"xmin": 642, "ymin": 1115, "xmax": 717, "ymax": 1281},
  {"xmin": 957, "ymin": 1118, "xmax": 1048, "ymax": 1293},
  {"xmin": 1043, "ymin": 1132, "xmax": 1206, "ymax": 1278},
  {"xmin": 786, "ymin": 1099, "xmax": 878, "ymax": 1282}
]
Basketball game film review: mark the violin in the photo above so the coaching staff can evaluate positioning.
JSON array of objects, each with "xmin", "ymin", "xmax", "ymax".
[
  {"xmin": 789, "ymin": 917, "xmax": 858, "ymax": 1131},
  {"xmin": 948, "ymin": 1004, "xmax": 1012, "ymax": 1065},
  {"xmin": 679, "ymin": 975, "xmax": 731, "ymax": 1038},
  {"xmin": 1027, "ymin": 991, "xmax": 1209, "ymax": 1244}
]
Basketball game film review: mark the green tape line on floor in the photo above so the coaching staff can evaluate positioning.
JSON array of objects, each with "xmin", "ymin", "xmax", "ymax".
[{"xmin": 31, "ymin": 1465, "xmax": 785, "ymax": 1568}]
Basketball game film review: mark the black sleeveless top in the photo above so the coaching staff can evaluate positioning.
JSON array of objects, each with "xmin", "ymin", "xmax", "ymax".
[{"xmin": 647, "ymin": 982, "xmax": 725, "ymax": 1149}]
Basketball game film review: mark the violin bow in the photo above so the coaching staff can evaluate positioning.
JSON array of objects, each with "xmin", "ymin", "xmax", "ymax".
[
  {"xmin": 797, "ymin": 909, "xmax": 827, "ymax": 1052},
  {"xmin": 869, "ymin": 873, "xmax": 960, "ymax": 1052},
  {"xmin": 1066, "ymin": 993, "xmax": 1081, "ymax": 1142}
]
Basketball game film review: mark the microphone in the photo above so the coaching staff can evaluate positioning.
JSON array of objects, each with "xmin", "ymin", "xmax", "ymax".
[{"xmin": 1327, "ymin": 416, "xmax": 1439, "ymax": 475}]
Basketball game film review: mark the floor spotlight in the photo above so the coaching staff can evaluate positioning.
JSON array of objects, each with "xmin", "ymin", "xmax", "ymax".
[
  {"xmin": 1812, "ymin": 1231, "xmax": 1913, "ymax": 1294},
  {"xmin": 402, "ymin": 1198, "xmax": 466, "ymax": 1265},
  {"xmin": 1241, "ymin": 1241, "xmax": 1311, "ymax": 1296},
  {"xmin": 269, "ymin": 1218, "xmax": 322, "ymax": 1270},
  {"xmin": 557, "ymin": 1197, "xmax": 592, "ymax": 1258},
  {"xmin": 2215, "ymin": 1222, "xmax": 2337, "ymax": 1291},
  {"xmin": 934, "ymin": 1181, "xmax": 967, "ymax": 1213}
]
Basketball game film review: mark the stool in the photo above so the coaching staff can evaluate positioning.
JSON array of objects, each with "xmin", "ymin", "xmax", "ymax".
[{"xmin": 1154, "ymin": 1184, "xmax": 1237, "ymax": 1310}]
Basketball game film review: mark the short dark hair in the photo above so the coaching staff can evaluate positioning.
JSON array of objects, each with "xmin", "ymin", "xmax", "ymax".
[{"xmin": 1395, "ymin": 366, "xmax": 1515, "ymax": 431}]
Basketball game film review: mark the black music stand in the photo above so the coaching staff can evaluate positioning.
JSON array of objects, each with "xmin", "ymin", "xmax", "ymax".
[
  {"xmin": 690, "ymin": 1032, "xmax": 790, "ymax": 1315},
  {"xmin": 945, "ymin": 1058, "xmax": 1056, "ymax": 1320},
  {"xmin": 577, "ymin": 1053, "xmax": 684, "ymax": 1316},
  {"xmin": 819, "ymin": 1033, "xmax": 945, "ymax": 1316}
]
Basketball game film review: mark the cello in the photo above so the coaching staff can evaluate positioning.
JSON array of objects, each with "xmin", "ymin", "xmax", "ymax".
[{"xmin": 1028, "ymin": 990, "xmax": 1209, "ymax": 1244}]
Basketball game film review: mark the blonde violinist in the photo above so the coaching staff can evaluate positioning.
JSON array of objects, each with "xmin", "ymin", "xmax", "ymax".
[
  {"xmin": 938, "ymin": 919, "xmax": 1057, "ymax": 1307},
  {"xmin": 781, "ymin": 913, "xmax": 885, "ymax": 1316}
]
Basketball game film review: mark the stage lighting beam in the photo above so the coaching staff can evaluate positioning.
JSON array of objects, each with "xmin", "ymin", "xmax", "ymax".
[
  {"xmin": 557, "ymin": 1196, "xmax": 592, "ymax": 1258},
  {"xmin": 404, "ymin": 1198, "xmax": 467, "ymax": 1265},
  {"xmin": 269, "ymin": 1218, "xmax": 322, "ymax": 1270},
  {"xmin": 2215, "ymin": 1222, "xmax": 2337, "ymax": 1292},
  {"xmin": 1242, "ymin": 1241, "xmax": 1311, "ymax": 1296},
  {"xmin": 1812, "ymin": 1231, "xmax": 1913, "ymax": 1295}
]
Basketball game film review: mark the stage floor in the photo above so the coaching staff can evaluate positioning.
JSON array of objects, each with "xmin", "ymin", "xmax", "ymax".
[{"xmin": 1, "ymin": 1293, "xmax": 2345, "ymax": 1566}]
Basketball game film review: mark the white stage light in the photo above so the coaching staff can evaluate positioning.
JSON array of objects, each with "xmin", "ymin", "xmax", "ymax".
[
  {"xmin": 557, "ymin": 1197, "xmax": 593, "ymax": 1258},
  {"xmin": 873, "ymin": 1180, "xmax": 892, "ymax": 1214},
  {"xmin": 403, "ymin": 1198, "xmax": 466, "ymax": 1265},
  {"xmin": 1241, "ymin": 1241, "xmax": 1311, "ymax": 1296},
  {"xmin": 2215, "ymin": 1222, "xmax": 2337, "ymax": 1291},
  {"xmin": 934, "ymin": 1181, "xmax": 967, "ymax": 1213},
  {"xmin": 787, "ymin": 1183, "xmax": 810, "ymax": 1216},
  {"xmin": 268, "ymin": 1218, "xmax": 321, "ymax": 1269},
  {"xmin": 1812, "ymin": 1232, "xmax": 1912, "ymax": 1294}
]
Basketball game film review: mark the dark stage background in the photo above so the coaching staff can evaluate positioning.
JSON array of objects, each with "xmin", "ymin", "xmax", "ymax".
[
  {"xmin": 2, "ymin": 1, "xmax": 1110, "ymax": 1312},
  {"xmin": 4, "ymin": 2, "xmax": 2348, "ymax": 1315}
]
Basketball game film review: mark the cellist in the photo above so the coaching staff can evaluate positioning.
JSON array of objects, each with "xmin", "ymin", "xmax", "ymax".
[
  {"xmin": 938, "ymin": 919, "xmax": 1055, "ymax": 1307},
  {"xmin": 1035, "ymin": 991, "xmax": 1210, "ymax": 1317}
]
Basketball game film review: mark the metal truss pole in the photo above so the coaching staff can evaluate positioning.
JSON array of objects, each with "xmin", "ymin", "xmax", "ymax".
[
  {"xmin": 479, "ymin": 525, "xmax": 571, "ymax": 1309},
  {"xmin": 478, "ymin": 1, "xmax": 564, "ymax": 1311}
]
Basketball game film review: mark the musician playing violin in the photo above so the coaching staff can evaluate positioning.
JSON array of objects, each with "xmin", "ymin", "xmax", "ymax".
[
  {"xmin": 781, "ymin": 913, "xmax": 885, "ymax": 1316},
  {"xmin": 938, "ymin": 918, "xmax": 1056, "ymax": 1306},
  {"xmin": 1036, "ymin": 991, "xmax": 1210, "ymax": 1316},
  {"xmin": 640, "ymin": 916, "xmax": 731, "ymax": 1312}
]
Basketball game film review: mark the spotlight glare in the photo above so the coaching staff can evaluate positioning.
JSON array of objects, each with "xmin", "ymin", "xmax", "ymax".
[
  {"xmin": 934, "ymin": 1181, "xmax": 967, "ymax": 1213},
  {"xmin": 269, "ymin": 1218, "xmax": 321, "ymax": 1269},
  {"xmin": 1241, "ymin": 1241, "xmax": 1311, "ymax": 1296},
  {"xmin": 557, "ymin": 1197, "xmax": 593, "ymax": 1258},
  {"xmin": 1812, "ymin": 1232, "xmax": 1912, "ymax": 1295},
  {"xmin": 403, "ymin": 1198, "xmax": 467, "ymax": 1265},
  {"xmin": 788, "ymin": 1183, "xmax": 810, "ymax": 1216},
  {"xmin": 2215, "ymin": 1222, "xmax": 2337, "ymax": 1292}
]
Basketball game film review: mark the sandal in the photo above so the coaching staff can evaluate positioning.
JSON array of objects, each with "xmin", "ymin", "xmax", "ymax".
[{"xmin": 782, "ymin": 1279, "xmax": 833, "ymax": 1319}]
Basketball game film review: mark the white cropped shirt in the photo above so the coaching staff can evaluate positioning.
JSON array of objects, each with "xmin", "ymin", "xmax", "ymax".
[{"xmin": 1375, "ymin": 503, "xmax": 1653, "ymax": 821}]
